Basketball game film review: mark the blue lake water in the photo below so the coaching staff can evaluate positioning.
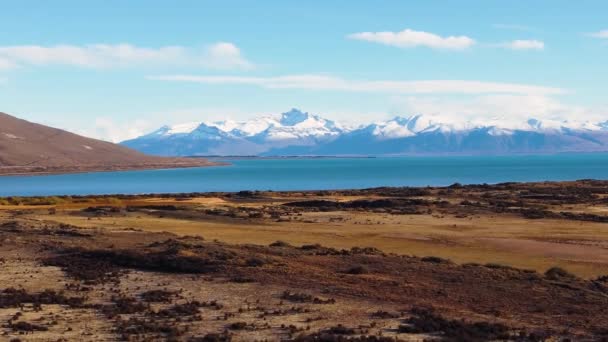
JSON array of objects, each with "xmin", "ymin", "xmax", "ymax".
[{"xmin": 1, "ymin": 154, "xmax": 608, "ymax": 196}]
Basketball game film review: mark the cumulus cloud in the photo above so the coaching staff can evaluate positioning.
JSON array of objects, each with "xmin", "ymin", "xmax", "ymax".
[
  {"xmin": 148, "ymin": 74, "xmax": 565, "ymax": 96},
  {"xmin": 347, "ymin": 28, "xmax": 476, "ymax": 50},
  {"xmin": 499, "ymin": 40, "xmax": 545, "ymax": 50},
  {"xmin": 589, "ymin": 30, "xmax": 608, "ymax": 39},
  {"xmin": 0, "ymin": 42, "xmax": 254, "ymax": 70}
]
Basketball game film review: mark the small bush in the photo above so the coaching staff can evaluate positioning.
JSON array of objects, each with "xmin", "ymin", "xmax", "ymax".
[
  {"xmin": 140, "ymin": 290, "xmax": 175, "ymax": 303},
  {"xmin": 421, "ymin": 256, "xmax": 451, "ymax": 264},
  {"xmin": 230, "ymin": 276, "xmax": 255, "ymax": 283},
  {"xmin": 300, "ymin": 244, "xmax": 323, "ymax": 250},
  {"xmin": 269, "ymin": 240, "xmax": 292, "ymax": 248},
  {"xmin": 0, "ymin": 288, "xmax": 86, "ymax": 308},
  {"xmin": 484, "ymin": 263, "xmax": 516, "ymax": 270},
  {"xmin": 349, "ymin": 247, "xmax": 383, "ymax": 255},
  {"xmin": 190, "ymin": 333, "xmax": 232, "ymax": 342},
  {"xmin": 400, "ymin": 307, "xmax": 510, "ymax": 340},
  {"xmin": 370, "ymin": 310, "xmax": 400, "ymax": 319},
  {"xmin": 227, "ymin": 322, "xmax": 249, "ymax": 330},
  {"xmin": 115, "ymin": 317, "xmax": 181, "ymax": 338},
  {"xmin": 102, "ymin": 296, "xmax": 148, "ymax": 318},
  {"xmin": 344, "ymin": 265, "xmax": 369, "ymax": 275},
  {"xmin": 595, "ymin": 275, "xmax": 608, "ymax": 283},
  {"xmin": 245, "ymin": 257, "xmax": 266, "ymax": 267},
  {"xmin": 521, "ymin": 209, "xmax": 549, "ymax": 219},
  {"xmin": 324, "ymin": 324, "xmax": 355, "ymax": 335},
  {"xmin": 545, "ymin": 267, "xmax": 577, "ymax": 281},
  {"xmin": 156, "ymin": 302, "xmax": 201, "ymax": 317},
  {"xmin": 280, "ymin": 291, "xmax": 336, "ymax": 304},
  {"xmin": 10, "ymin": 321, "xmax": 48, "ymax": 332}
]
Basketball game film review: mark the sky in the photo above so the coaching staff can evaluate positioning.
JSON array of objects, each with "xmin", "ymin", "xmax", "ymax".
[{"xmin": 0, "ymin": 0, "xmax": 607, "ymax": 142}]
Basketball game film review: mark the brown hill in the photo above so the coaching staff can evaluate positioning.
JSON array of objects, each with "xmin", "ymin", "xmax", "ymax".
[{"xmin": 0, "ymin": 112, "xmax": 216, "ymax": 175}]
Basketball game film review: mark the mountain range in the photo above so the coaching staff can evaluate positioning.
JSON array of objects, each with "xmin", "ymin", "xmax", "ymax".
[{"xmin": 122, "ymin": 109, "xmax": 608, "ymax": 156}]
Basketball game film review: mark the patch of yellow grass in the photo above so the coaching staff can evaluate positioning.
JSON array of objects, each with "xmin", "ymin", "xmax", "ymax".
[{"xmin": 24, "ymin": 208, "xmax": 608, "ymax": 278}]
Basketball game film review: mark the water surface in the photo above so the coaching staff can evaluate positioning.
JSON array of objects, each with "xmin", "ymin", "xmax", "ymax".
[{"xmin": 1, "ymin": 154, "xmax": 608, "ymax": 196}]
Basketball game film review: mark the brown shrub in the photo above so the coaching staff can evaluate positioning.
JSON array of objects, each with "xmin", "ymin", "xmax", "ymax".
[
  {"xmin": 544, "ymin": 267, "xmax": 577, "ymax": 281},
  {"xmin": 398, "ymin": 307, "xmax": 511, "ymax": 341},
  {"xmin": 343, "ymin": 265, "xmax": 369, "ymax": 275}
]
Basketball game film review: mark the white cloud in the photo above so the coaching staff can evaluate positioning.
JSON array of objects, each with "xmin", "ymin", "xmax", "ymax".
[
  {"xmin": 74, "ymin": 107, "xmax": 261, "ymax": 142},
  {"xmin": 0, "ymin": 42, "xmax": 254, "ymax": 70},
  {"xmin": 347, "ymin": 28, "xmax": 475, "ymax": 50},
  {"xmin": 499, "ymin": 40, "xmax": 545, "ymax": 50},
  {"xmin": 148, "ymin": 74, "xmax": 565, "ymax": 96},
  {"xmin": 201, "ymin": 42, "xmax": 253, "ymax": 70},
  {"xmin": 74, "ymin": 117, "xmax": 154, "ymax": 143},
  {"xmin": 589, "ymin": 30, "xmax": 608, "ymax": 39},
  {"xmin": 393, "ymin": 94, "xmax": 607, "ymax": 127},
  {"xmin": 0, "ymin": 57, "xmax": 17, "ymax": 70},
  {"xmin": 0, "ymin": 44, "xmax": 184, "ymax": 68}
]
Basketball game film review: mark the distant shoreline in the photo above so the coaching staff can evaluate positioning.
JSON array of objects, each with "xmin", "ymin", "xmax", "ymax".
[
  {"xmin": 200, "ymin": 155, "xmax": 377, "ymax": 160},
  {"xmin": 0, "ymin": 160, "xmax": 227, "ymax": 177},
  {"xmin": 197, "ymin": 151, "xmax": 608, "ymax": 159},
  {"xmin": 0, "ymin": 179, "xmax": 604, "ymax": 199}
]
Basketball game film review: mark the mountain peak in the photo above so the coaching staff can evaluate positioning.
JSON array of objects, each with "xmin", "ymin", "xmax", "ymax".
[
  {"xmin": 280, "ymin": 109, "xmax": 310, "ymax": 126},
  {"xmin": 527, "ymin": 118, "xmax": 542, "ymax": 130}
]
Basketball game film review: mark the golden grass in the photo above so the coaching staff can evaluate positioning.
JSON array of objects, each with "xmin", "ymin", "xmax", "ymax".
[{"xmin": 22, "ymin": 204, "xmax": 608, "ymax": 279}]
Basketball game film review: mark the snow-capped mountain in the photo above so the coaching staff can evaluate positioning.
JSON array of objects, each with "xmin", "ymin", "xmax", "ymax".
[
  {"xmin": 121, "ymin": 109, "xmax": 608, "ymax": 156},
  {"xmin": 123, "ymin": 109, "xmax": 347, "ymax": 156}
]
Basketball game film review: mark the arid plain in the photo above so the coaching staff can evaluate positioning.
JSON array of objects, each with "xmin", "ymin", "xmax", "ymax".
[{"xmin": 2, "ymin": 180, "xmax": 608, "ymax": 341}]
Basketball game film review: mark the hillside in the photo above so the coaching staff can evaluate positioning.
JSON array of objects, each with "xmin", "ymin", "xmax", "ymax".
[{"xmin": 0, "ymin": 112, "xmax": 215, "ymax": 175}]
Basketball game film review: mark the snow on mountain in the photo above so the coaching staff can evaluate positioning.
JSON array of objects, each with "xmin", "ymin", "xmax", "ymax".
[
  {"xmin": 263, "ymin": 109, "xmax": 345, "ymax": 141},
  {"xmin": 122, "ymin": 109, "xmax": 608, "ymax": 156},
  {"xmin": 148, "ymin": 122, "xmax": 202, "ymax": 137},
  {"xmin": 367, "ymin": 114, "xmax": 608, "ymax": 138},
  {"xmin": 152, "ymin": 109, "xmax": 344, "ymax": 141},
  {"xmin": 220, "ymin": 117, "xmax": 277, "ymax": 137},
  {"xmin": 523, "ymin": 117, "xmax": 603, "ymax": 131},
  {"xmin": 166, "ymin": 122, "xmax": 201, "ymax": 135},
  {"xmin": 369, "ymin": 115, "xmax": 485, "ymax": 139}
]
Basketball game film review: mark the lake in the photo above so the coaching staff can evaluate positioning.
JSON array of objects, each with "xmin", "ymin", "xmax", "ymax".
[{"xmin": 1, "ymin": 154, "xmax": 608, "ymax": 196}]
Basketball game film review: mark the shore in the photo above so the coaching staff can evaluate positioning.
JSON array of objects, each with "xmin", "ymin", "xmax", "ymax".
[
  {"xmin": 0, "ymin": 159, "xmax": 227, "ymax": 176},
  {"xmin": 1, "ymin": 180, "xmax": 608, "ymax": 340}
]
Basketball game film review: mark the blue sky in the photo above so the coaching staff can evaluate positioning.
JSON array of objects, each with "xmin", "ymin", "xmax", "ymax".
[{"xmin": 0, "ymin": 0, "xmax": 606, "ymax": 141}]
